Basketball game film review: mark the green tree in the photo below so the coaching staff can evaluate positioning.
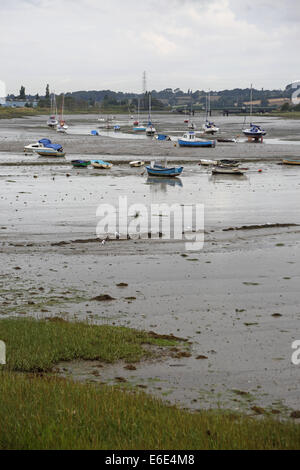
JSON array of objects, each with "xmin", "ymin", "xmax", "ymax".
[
  {"xmin": 19, "ymin": 86, "xmax": 26, "ymax": 100},
  {"xmin": 281, "ymin": 102, "xmax": 290, "ymax": 112},
  {"xmin": 45, "ymin": 84, "xmax": 50, "ymax": 99}
]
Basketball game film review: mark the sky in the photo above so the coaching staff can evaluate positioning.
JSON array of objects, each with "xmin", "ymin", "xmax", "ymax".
[{"xmin": 1, "ymin": 0, "xmax": 299, "ymax": 95}]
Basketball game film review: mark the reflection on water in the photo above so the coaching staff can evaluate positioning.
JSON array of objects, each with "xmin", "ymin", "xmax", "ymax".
[
  {"xmin": 146, "ymin": 176, "xmax": 183, "ymax": 191},
  {"xmin": 209, "ymin": 174, "xmax": 248, "ymax": 182}
]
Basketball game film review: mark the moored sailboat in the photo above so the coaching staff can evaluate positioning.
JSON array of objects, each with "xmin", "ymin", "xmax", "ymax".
[
  {"xmin": 242, "ymin": 85, "xmax": 266, "ymax": 141},
  {"xmin": 146, "ymin": 93, "xmax": 156, "ymax": 136}
]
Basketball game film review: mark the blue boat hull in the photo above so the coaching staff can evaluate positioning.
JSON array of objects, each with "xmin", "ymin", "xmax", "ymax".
[
  {"xmin": 146, "ymin": 166, "xmax": 183, "ymax": 177},
  {"xmin": 178, "ymin": 139, "xmax": 215, "ymax": 147}
]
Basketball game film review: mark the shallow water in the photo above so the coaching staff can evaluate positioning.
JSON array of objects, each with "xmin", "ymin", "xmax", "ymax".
[{"xmin": 1, "ymin": 113, "xmax": 300, "ymax": 417}]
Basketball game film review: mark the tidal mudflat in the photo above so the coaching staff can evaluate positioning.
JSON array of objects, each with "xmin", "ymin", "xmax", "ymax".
[{"xmin": 1, "ymin": 114, "xmax": 300, "ymax": 419}]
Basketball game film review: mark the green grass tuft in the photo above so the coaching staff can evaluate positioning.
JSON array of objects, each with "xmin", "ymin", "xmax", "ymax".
[
  {"xmin": 0, "ymin": 317, "xmax": 178, "ymax": 372},
  {"xmin": 0, "ymin": 372, "xmax": 299, "ymax": 450}
]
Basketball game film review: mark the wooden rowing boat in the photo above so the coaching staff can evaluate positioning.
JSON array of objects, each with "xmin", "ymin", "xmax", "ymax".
[{"xmin": 282, "ymin": 159, "xmax": 300, "ymax": 165}]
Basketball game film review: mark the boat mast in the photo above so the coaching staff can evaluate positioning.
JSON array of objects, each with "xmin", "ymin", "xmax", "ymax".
[
  {"xmin": 53, "ymin": 92, "xmax": 57, "ymax": 120},
  {"xmin": 148, "ymin": 92, "xmax": 151, "ymax": 123},
  {"xmin": 250, "ymin": 84, "xmax": 253, "ymax": 122},
  {"xmin": 61, "ymin": 93, "xmax": 64, "ymax": 123}
]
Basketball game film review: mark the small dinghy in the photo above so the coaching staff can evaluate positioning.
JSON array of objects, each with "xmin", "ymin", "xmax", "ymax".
[
  {"xmin": 156, "ymin": 134, "xmax": 171, "ymax": 141},
  {"xmin": 71, "ymin": 160, "xmax": 91, "ymax": 168},
  {"xmin": 217, "ymin": 159, "xmax": 240, "ymax": 167},
  {"xmin": 212, "ymin": 166, "xmax": 245, "ymax": 175},
  {"xmin": 146, "ymin": 160, "xmax": 183, "ymax": 177},
  {"xmin": 282, "ymin": 159, "xmax": 300, "ymax": 165},
  {"xmin": 91, "ymin": 159, "xmax": 113, "ymax": 169},
  {"xmin": 129, "ymin": 160, "xmax": 145, "ymax": 167},
  {"xmin": 199, "ymin": 159, "xmax": 218, "ymax": 166},
  {"xmin": 178, "ymin": 131, "xmax": 216, "ymax": 148},
  {"xmin": 217, "ymin": 138, "xmax": 237, "ymax": 143}
]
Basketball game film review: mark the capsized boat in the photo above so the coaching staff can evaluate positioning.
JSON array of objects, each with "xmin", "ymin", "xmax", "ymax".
[
  {"xmin": 129, "ymin": 160, "xmax": 145, "ymax": 167},
  {"xmin": 178, "ymin": 131, "xmax": 216, "ymax": 148},
  {"xmin": 146, "ymin": 161, "xmax": 183, "ymax": 177},
  {"xmin": 212, "ymin": 166, "xmax": 245, "ymax": 175},
  {"xmin": 71, "ymin": 159, "xmax": 91, "ymax": 167},
  {"xmin": 91, "ymin": 159, "xmax": 113, "ymax": 169},
  {"xmin": 282, "ymin": 159, "xmax": 300, "ymax": 165},
  {"xmin": 202, "ymin": 120, "xmax": 219, "ymax": 134}
]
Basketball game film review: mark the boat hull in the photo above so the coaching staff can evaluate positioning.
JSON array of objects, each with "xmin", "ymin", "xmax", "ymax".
[
  {"xmin": 71, "ymin": 160, "xmax": 91, "ymax": 167},
  {"xmin": 91, "ymin": 160, "xmax": 112, "ymax": 169},
  {"xmin": 178, "ymin": 139, "xmax": 215, "ymax": 147},
  {"xmin": 37, "ymin": 150, "xmax": 65, "ymax": 157},
  {"xmin": 146, "ymin": 166, "xmax": 183, "ymax": 177},
  {"xmin": 133, "ymin": 127, "xmax": 146, "ymax": 132},
  {"xmin": 129, "ymin": 161, "xmax": 144, "ymax": 167},
  {"xmin": 282, "ymin": 159, "xmax": 300, "ymax": 165},
  {"xmin": 212, "ymin": 167, "xmax": 244, "ymax": 175}
]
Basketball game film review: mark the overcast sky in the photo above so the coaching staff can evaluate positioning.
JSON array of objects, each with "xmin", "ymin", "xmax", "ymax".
[{"xmin": 1, "ymin": 0, "xmax": 299, "ymax": 95}]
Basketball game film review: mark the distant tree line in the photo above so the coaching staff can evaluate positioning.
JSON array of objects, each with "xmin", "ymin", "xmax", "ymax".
[{"xmin": 6, "ymin": 83, "xmax": 299, "ymax": 112}]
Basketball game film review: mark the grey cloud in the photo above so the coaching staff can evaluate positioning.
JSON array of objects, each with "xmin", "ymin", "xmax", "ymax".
[{"xmin": 228, "ymin": 0, "xmax": 300, "ymax": 27}]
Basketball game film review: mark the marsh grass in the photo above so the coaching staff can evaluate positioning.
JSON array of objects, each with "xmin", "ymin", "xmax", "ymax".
[
  {"xmin": 0, "ymin": 317, "xmax": 178, "ymax": 372},
  {"xmin": 0, "ymin": 107, "xmax": 48, "ymax": 119},
  {"xmin": 0, "ymin": 372, "xmax": 299, "ymax": 450},
  {"xmin": 0, "ymin": 318, "xmax": 299, "ymax": 450}
]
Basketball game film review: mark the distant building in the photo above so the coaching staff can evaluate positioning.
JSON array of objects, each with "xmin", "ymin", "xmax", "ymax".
[
  {"xmin": 267, "ymin": 98, "xmax": 291, "ymax": 107},
  {"xmin": 0, "ymin": 99, "xmax": 38, "ymax": 108},
  {"xmin": 175, "ymin": 96, "xmax": 192, "ymax": 105},
  {"xmin": 243, "ymin": 100, "xmax": 261, "ymax": 106},
  {"xmin": 209, "ymin": 95, "xmax": 220, "ymax": 102}
]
